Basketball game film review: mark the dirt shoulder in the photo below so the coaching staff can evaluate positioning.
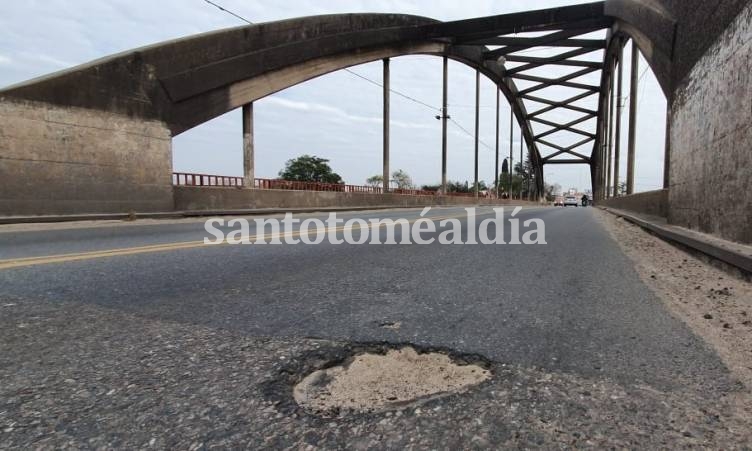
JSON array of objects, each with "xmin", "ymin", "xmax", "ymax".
[{"xmin": 595, "ymin": 209, "xmax": 752, "ymax": 415}]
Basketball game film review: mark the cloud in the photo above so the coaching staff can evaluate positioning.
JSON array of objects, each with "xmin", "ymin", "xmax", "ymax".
[
  {"xmin": 0, "ymin": 55, "xmax": 11, "ymax": 66},
  {"xmin": 262, "ymin": 97, "xmax": 435, "ymax": 131}
]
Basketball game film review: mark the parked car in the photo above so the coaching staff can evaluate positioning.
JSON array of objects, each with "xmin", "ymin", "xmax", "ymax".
[{"xmin": 564, "ymin": 196, "xmax": 579, "ymax": 207}]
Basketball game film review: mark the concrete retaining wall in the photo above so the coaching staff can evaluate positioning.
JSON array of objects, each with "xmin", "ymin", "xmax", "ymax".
[
  {"xmin": 600, "ymin": 189, "xmax": 669, "ymax": 218},
  {"xmin": 0, "ymin": 100, "xmax": 174, "ymax": 216},
  {"xmin": 668, "ymin": 3, "xmax": 752, "ymax": 244},
  {"xmin": 174, "ymin": 186, "xmax": 536, "ymax": 211}
]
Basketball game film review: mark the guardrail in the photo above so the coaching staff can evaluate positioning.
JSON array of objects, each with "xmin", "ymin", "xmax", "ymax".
[
  {"xmin": 173, "ymin": 173, "xmax": 486, "ymax": 197},
  {"xmin": 173, "ymin": 172, "xmax": 244, "ymax": 187},
  {"xmin": 253, "ymin": 178, "xmax": 382, "ymax": 193}
]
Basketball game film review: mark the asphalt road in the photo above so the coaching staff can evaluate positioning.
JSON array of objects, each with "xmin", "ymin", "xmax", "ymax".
[{"xmin": 0, "ymin": 206, "xmax": 745, "ymax": 448}]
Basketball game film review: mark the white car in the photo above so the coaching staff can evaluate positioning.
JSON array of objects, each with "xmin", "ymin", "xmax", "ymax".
[{"xmin": 564, "ymin": 196, "xmax": 579, "ymax": 207}]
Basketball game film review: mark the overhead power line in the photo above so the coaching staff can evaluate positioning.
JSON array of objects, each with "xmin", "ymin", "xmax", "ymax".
[{"xmin": 203, "ymin": 0, "xmax": 254, "ymax": 24}]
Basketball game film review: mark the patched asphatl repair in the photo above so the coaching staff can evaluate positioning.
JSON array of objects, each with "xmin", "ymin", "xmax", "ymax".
[{"xmin": 293, "ymin": 347, "xmax": 491, "ymax": 414}]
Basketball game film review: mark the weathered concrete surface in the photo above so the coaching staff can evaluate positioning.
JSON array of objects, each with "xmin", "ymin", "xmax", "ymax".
[
  {"xmin": 606, "ymin": 0, "xmax": 751, "ymax": 96},
  {"xmin": 600, "ymin": 189, "xmax": 668, "ymax": 218},
  {"xmin": 173, "ymin": 186, "xmax": 525, "ymax": 211},
  {"xmin": 0, "ymin": 100, "xmax": 173, "ymax": 216},
  {"xmin": 668, "ymin": 3, "xmax": 752, "ymax": 244}
]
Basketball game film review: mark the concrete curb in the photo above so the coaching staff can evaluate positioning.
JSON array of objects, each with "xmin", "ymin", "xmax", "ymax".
[
  {"xmin": 600, "ymin": 207, "xmax": 752, "ymax": 275},
  {"xmin": 0, "ymin": 204, "xmax": 539, "ymax": 225}
]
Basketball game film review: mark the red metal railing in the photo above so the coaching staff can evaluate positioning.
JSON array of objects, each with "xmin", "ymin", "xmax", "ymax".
[
  {"xmin": 173, "ymin": 172, "xmax": 244, "ymax": 187},
  {"xmin": 173, "ymin": 173, "xmax": 485, "ymax": 197},
  {"xmin": 253, "ymin": 178, "xmax": 383, "ymax": 193}
]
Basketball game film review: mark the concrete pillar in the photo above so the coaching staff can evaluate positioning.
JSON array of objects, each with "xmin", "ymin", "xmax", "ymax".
[
  {"xmin": 441, "ymin": 56, "xmax": 448, "ymax": 195},
  {"xmin": 495, "ymin": 87, "xmax": 500, "ymax": 199},
  {"xmin": 509, "ymin": 107, "xmax": 514, "ymax": 199},
  {"xmin": 518, "ymin": 117, "xmax": 522, "ymax": 200},
  {"xmin": 614, "ymin": 42, "xmax": 623, "ymax": 197},
  {"xmin": 627, "ymin": 42, "xmax": 639, "ymax": 195},
  {"xmin": 607, "ymin": 59, "xmax": 615, "ymax": 198},
  {"xmin": 520, "ymin": 129, "xmax": 524, "ymax": 194},
  {"xmin": 474, "ymin": 70, "xmax": 480, "ymax": 199},
  {"xmin": 242, "ymin": 103, "xmax": 254, "ymax": 187},
  {"xmin": 382, "ymin": 58, "xmax": 390, "ymax": 193},
  {"xmin": 663, "ymin": 105, "xmax": 671, "ymax": 189}
]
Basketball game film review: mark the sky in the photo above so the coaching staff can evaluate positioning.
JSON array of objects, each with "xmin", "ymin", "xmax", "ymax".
[{"xmin": 0, "ymin": 0, "xmax": 667, "ymax": 193}]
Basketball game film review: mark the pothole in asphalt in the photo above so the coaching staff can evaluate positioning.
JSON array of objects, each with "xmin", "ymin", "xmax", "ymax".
[{"xmin": 293, "ymin": 346, "xmax": 491, "ymax": 414}]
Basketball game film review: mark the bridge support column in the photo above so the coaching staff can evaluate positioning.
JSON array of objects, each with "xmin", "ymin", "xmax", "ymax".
[
  {"xmin": 441, "ymin": 56, "xmax": 448, "ymax": 195},
  {"xmin": 495, "ymin": 87, "xmax": 500, "ymax": 199},
  {"xmin": 626, "ymin": 43, "xmax": 639, "ymax": 195},
  {"xmin": 474, "ymin": 69, "xmax": 480, "ymax": 199},
  {"xmin": 607, "ymin": 59, "xmax": 615, "ymax": 198},
  {"xmin": 382, "ymin": 58, "xmax": 390, "ymax": 193},
  {"xmin": 242, "ymin": 103, "xmax": 254, "ymax": 188},
  {"xmin": 663, "ymin": 106, "xmax": 671, "ymax": 189},
  {"xmin": 614, "ymin": 43, "xmax": 623, "ymax": 197},
  {"xmin": 509, "ymin": 107, "xmax": 514, "ymax": 199},
  {"xmin": 520, "ymin": 130, "xmax": 524, "ymax": 199}
]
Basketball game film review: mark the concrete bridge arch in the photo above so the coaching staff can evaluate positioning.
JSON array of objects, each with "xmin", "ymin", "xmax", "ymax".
[{"xmin": 0, "ymin": 0, "xmax": 750, "ymax": 244}]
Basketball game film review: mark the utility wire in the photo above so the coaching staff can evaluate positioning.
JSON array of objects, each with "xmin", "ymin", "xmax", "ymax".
[
  {"xmin": 342, "ymin": 69, "xmax": 440, "ymax": 112},
  {"xmin": 449, "ymin": 118, "xmax": 494, "ymax": 151},
  {"xmin": 201, "ymin": 0, "xmax": 495, "ymax": 153},
  {"xmin": 203, "ymin": 0, "xmax": 254, "ymax": 24}
]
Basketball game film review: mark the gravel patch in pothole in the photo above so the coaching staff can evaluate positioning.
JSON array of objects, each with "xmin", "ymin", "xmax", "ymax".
[{"xmin": 293, "ymin": 346, "xmax": 490, "ymax": 414}]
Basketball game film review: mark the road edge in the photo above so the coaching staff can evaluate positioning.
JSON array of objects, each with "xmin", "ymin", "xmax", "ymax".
[{"xmin": 599, "ymin": 207, "xmax": 752, "ymax": 276}]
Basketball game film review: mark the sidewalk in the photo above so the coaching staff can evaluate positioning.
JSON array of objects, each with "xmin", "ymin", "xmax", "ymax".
[{"xmin": 600, "ymin": 207, "xmax": 752, "ymax": 275}]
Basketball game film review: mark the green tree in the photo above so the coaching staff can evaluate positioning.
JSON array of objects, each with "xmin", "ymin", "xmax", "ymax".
[
  {"xmin": 391, "ymin": 169, "xmax": 413, "ymax": 189},
  {"xmin": 447, "ymin": 180, "xmax": 472, "ymax": 193},
  {"xmin": 366, "ymin": 175, "xmax": 383, "ymax": 187},
  {"xmin": 471, "ymin": 180, "xmax": 489, "ymax": 192},
  {"xmin": 279, "ymin": 155, "xmax": 343, "ymax": 184}
]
